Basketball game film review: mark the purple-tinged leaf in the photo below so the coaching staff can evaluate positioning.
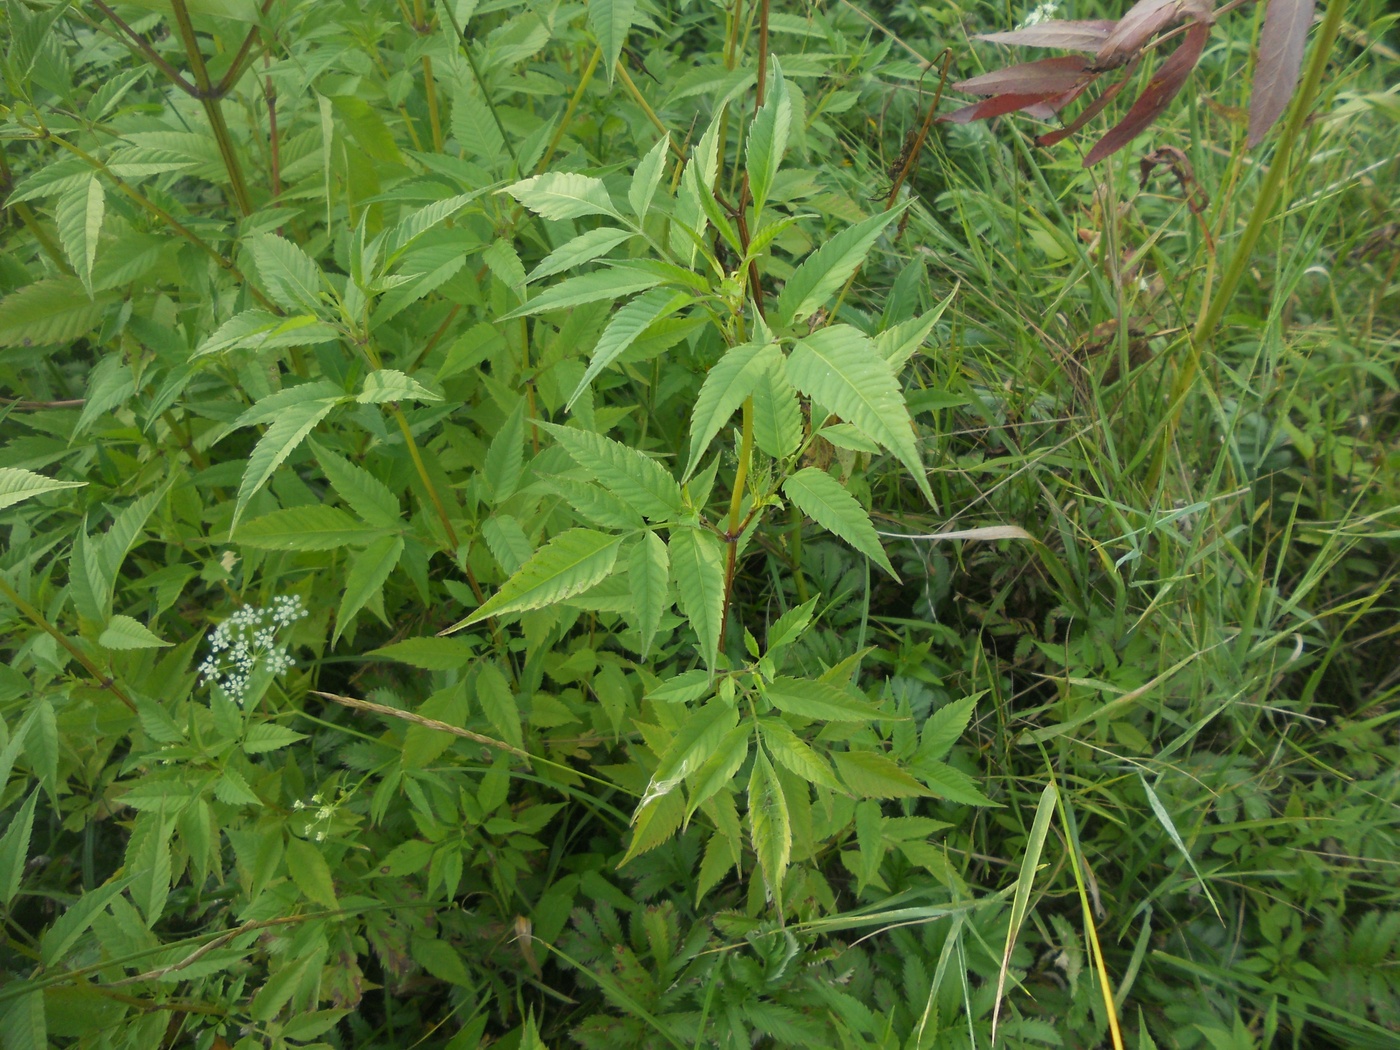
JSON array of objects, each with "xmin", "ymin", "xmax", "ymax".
[
  {"xmin": 1024, "ymin": 83, "xmax": 1092, "ymax": 118},
  {"xmin": 1036, "ymin": 57, "xmax": 1142, "ymax": 146},
  {"xmin": 1095, "ymin": 0, "xmax": 1182, "ymax": 68},
  {"xmin": 1247, "ymin": 0, "xmax": 1316, "ymax": 146},
  {"xmin": 941, "ymin": 92, "xmax": 1070, "ymax": 125},
  {"xmin": 1085, "ymin": 22, "xmax": 1209, "ymax": 165},
  {"xmin": 977, "ymin": 20, "xmax": 1118, "ymax": 52},
  {"xmin": 953, "ymin": 56, "xmax": 1092, "ymax": 97}
]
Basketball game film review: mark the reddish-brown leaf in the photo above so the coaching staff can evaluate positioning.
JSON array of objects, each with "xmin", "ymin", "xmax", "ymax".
[
  {"xmin": 976, "ymin": 20, "xmax": 1119, "ymax": 52},
  {"xmin": 941, "ymin": 92, "xmax": 1069, "ymax": 125},
  {"xmin": 1085, "ymin": 22, "xmax": 1209, "ymax": 165},
  {"xmin": 953, "ymin": 56, "xmax": 1093, "ymax": 97},
  {"xmin": 1247, "ymin": 0, "xmax": 1316, "ymax": 146},
  {"xmin": 1036, "ymin": 58, "xmax": 1142, "ymax": 146},
  {"xmin": 1095, "ymin": 0, "xmax": 1183, "ymax": 68},
  {"xmin": 1024, "ymin": 83, "xmax": 1093, "ymax": 119}
]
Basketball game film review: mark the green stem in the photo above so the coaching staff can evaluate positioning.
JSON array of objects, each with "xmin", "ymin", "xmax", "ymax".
[
  {"xmin": 719, "ymin": 397, "xmax": 755, "ymax": 646},
  {"xmin": 537, "ymin": 47, "xmax": 602, "ymax": 175},
  {"xmin": 392, "ymin": 405, "xmax": 460, "ymax": 552},
  {"xmin": 1149, "ymin": 0, "xmax": 1347, "ymax": 486}
]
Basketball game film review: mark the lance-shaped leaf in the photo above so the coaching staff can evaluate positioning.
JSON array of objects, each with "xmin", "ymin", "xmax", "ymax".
[
  {"xmin": 0, "ymin": 467, "xmax": 84, "ymax": 511},
  {"xmin": 685, "ymin": 340, "xmax": 782, "ymax": 479},
  {"xmin": 783, "ymin": 467, "xmax": 898, "ymax": 578},
  {"xmin": 55, "ymin": 175, "xmax": 105, "ymax": 296},
  {"xmin": 628, "ymin": 134, "xmax": 670, "ymax": 219},
  {"xmin": 833, "ymin": 750, "xmax": 933, "ymax": 799},
  {"xmin": 0, "ymin": 789, "xmax": 38, "ymax": 906},
  {"xmin": 976, "ymin": 20, "xmax": 1118, "ymax": 51},
  {"xmin": 952, "ymin": 56, "xmax": 1094, "ymax": 97},
  {"xmin": 773, "ymin": 206, "xmax": 904, "ymax": 328},
  {"xmin": 237, "ymin": 506, "xmax": 390, "ymax": 550},
  {"xmin": 745, "ymin": 64, "xmax": 792, "ymax": 216},
  {"xmin": 503, "ymin": 267, "xmax": 664, "ymax": 318},
  {"xmin": 943, "ymin": 86, "xmax": 1090, "ymax": 125},
  {"xmin": 1248, "ymin": 0, "xmax": 1316, "ymax": 146},
  {"xmin": 747, "ymin": 749, "xmax": 790, "ymax": 907},
  {"xmin": 629, "ymin": 531, "xmax": 670, "ymax": 658},
  {"xmin": 589, "ymin": 0, "xmax": 637, "ymax": 84},
  {"xmin": 502, "ymin": 171, "xmax": 620, "ymax": 221},
  {"xmin": 0, "ymin": 276, "xmax": 108, "ymax": 348},
  {"xmin": 444, "ymin": 528, "xmax": 624, "ymax": 631},
  {"xmin": 1085, "ymin": 21, "xmax": 1210, "ymax": 165},
  {"xmin": 787, "ymin": 325, "xmax": 931, "ymax": 502},
  {"xmin": 764, "ymin": 675, "xmax": 884, "ymax": 722},
  {"xmin": 232, "ymin": 392, "xmax": 343, "ymax": 533},
  {"xmin": 570, "ymin": 289, "xmax": 692, "ymax": 410},
  {"xmin": 758, "ymin": 719, "xmax": 843, "ymax": 791},
  {"xmin": 528, "ymin": 227, "xmax": 635, "ymax": 283},
  {"xmin": 358, "ymin": 368, "xmax": 442, "ymax": 403},
  {"xmin": 538, "ymin": 421, "xmax": 684, "ymax": 521},
  {"xmin": 669, "ymin": 527, "xmax": 725, "ymax": 671},
  {"xmin": 686, "ymin": 724, "xmax": 751, "ymax": 820},
  {"xmin": 247, "ymin": 233, "xmax": 325, "ymax": 314},
  {"xmin": 1037, "ymin": 57, "xmax": 1141, "ymax": 146},
  {"xmin": 752, "ymin": 362, "xmax": 803, "ymax": 460},
  {"xmin": 640, "ymin": 701, "xmax": 738, "ymax": 807},
  {"xmin": 335, "ymin": 534, "xmax": 404, "ymax": 643},
  {"xmin": 194, "ymin": 310, "xmax": 341, "ymax": 357},
  {"xmin": 1096, "ymin": 0, "xmax": 1185, "ymax": 68}
]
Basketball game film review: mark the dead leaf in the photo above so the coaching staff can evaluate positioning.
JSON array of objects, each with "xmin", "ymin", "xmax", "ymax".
[
  {"xmin": 1085, "ymin": 22, "xmax": 1210, "ymax": 165},
  {"xmin": 943, "ymin": 90, "xmax": 1080, "ymax": 125},
  {"xmin": 1248, "ymin": 0, "xmax": 1316, "ymax": 145}
]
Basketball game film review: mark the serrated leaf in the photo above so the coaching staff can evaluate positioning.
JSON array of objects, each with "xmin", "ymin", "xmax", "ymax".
[
  {"xmin": 629, "ymin": 135, "xmax": 670, "ymax": 219},
  {"xmin": 765, "ymin": 596, "xmax": 817, "ymax": 653},
  {"xmin": 569, "ymin": 290, "xmax": 692, "ymax": 410},
  {"xmin": 918, "ymin": 695, "xmax": 980, "ymax": 764},
  {"xmin": 787, "ymin": 325, "xmax": 930, "ymax": 501},
  {"xmin": 783, "ymin": 467, "xmax": 897, "ymax": 578},
  {"xmin": 358, "ymin": 368, "xmax": 442, "ymax": 403},
  {"xmin": 588, "ymin": 0, "xmax": 637, "ymax": 83},
  {"xmin": 242, "ymin": 724, "xmax": 309, "ymax": 754},
  {"xmin": 748, "ymin": 750, "xmax": 790, "ymax": 906},
  {"xmin": 685, "ymin": 340, "xmax": 781, "ymax": 480},
  {"xmin": 538, "ymin": 422, "xmax": 684, "ymax": 521},
  {"xmin": 745, "ymin": 67, "xmax": 791, "ymax": 216},
  {"xmin": 444, "ymin": 528, "xmax": 623, "ymax": 631},
  {"xmin": 98, "ymin": 614, "xmax": 171, "ymax": 650},
  {"xmin": 231, "ymin": 381, "xmax": 343, "ymax": 428},
  {"xmin": 757, "ymin": 719, "xmax": 843, "ymax": 791},
  {"xmin": 128, "ymin": 817, "xmax": 173, "ymax": 925},
  {"xmin": 0, "ymin": 790, "xmax": 39, "ymax": 906},
  {"xmin": 629, "ymin": 532, "xmax": 670, "ymax": 658},
  {"xmin": 669, "ymin": 527, "xmax": 725, "ymax": 672},
  {"xmin": 312, "ymin": 444, "xmax": 401, "ymax": 527},
  {"xmin": 527, "ymin": 227, "xmax": 635, "ymax": 283},
  {"xmin": 764, "ymin": 675, "xmax": 883, "ymax": 722},
  {"xmin": 194, "ymin": 310, "xmax": 341, "ymax": 357},
  {"xmin": 285, "ymin": 837, "xmax": 338, "ymax": 908},
  {"xmin": 41, "ymin": 876, "xmax": 132, "ymax": 966},
  {"xmin": 773, "ymin": 206, "xmax": 904, "ymax": 327},
  {"xmin": 247, "ymin": 233, "xmax": 324, "ymax": 314},
  {"xmin": 482, "ymin": 237, "xmax": 527, "ymax": 298},
  {"xmin": 237, "ymin": 505, "xmax": 390, "ymax": 550},
  {"xmin": 451, "ymin": 83, "xmax": 503, "ymax": 161},
  {"xmin": 484, "ymin": 400, "xmax": 527, "ymax": 501},
  {"xmin": 0, "ymin": 467, "xmax": 84, "ymax": 510},
  {"xmin": 335, "ymin": 534, "xmax": 403, "ymax": 643},
  {"xmin": 368, "ymin": 637, "xmax": 474, "ymax": 670},
  {"xmin": 642, "ymin": 700, "xmax": 737, "ymax": 806},
  {"xmin": 833, "ymin": 750, "xmax": 932, "ymax": 799},
  {"xmin": 914, "ymin": 759, "xmax": 997, "ymax": 806},
  {"xmin": 751, "ymin": 359, "xmax": 803, "ymax": 459},
  {"xmin": 535, "ymin": 474, "xmax": 644, "ymax": 529},
  {"xmin": 502, "ymin": 171, "xmax": 619, "ymax": 221},
  {"xmin": 646, "ymin": 669, "xmax": 713, "ymax": 705},
  {"xmin": 687, "ymin": 724, "xmax": 751, "ymax": 819},
  {"xmin": 0, "ymin": 277, "xmax": 108, "ymax": 348},
  {"xmin": 475, "ymin": 662, "xmax": 522, "ymax": 749},
  {"xmin": 55, "ymin": 175, "xmax": 104, "ymax": 295},
  {"xmin": 412, "ymin": 934, "xmax": 474, "ymax": 986},
  {"xmin": 504, "ymin": 267, "xmax": 663, "ymax": 318},
  {"xmin": 482, "ymin": 514, "xmax": 533, "ymax": 574},
  {"xmin": 232, "ymin": 396, "xmax": 341, "ymax": 534}
]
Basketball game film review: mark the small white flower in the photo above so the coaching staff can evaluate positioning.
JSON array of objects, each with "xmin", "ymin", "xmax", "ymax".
[{"xmin": 199, "ymin": 595, "xmax": 306, "ymax": 705}]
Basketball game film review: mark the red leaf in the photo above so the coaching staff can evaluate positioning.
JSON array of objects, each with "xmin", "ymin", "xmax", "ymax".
[
  {"xmin": 1247, "ymin": 0, "xmax": 1316, "ymax": 146},
  {"xmin": 941, "ymin": 92, "xmax": 1069, "ymax": 125},
  {"xmin": 1024, "ymin": 83, "xmax": 1093, "ymax": 119},
  {"xmin": 1036, "ymin": 58, "xmax": 1142, "ymax": 146},
  {"xmin": 953, "ymin": 56, "xmax": 1092, "ymax": 97},
  {"xmin": 1095, "ymin": 0, "xmax": 1184, "ymax": 68},
  {"xmin": 976, "ymin": 20, "xmax": 1119, "ymax": 52},
  {"xmin": 1085, "ymin": 22, "xmax": 1209, "ymax": 165}
]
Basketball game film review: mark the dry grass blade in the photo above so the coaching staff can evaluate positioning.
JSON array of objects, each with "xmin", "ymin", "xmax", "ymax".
[{"xmin": 312, "ymin": 689, "xmax": 532, "ymax": 761}]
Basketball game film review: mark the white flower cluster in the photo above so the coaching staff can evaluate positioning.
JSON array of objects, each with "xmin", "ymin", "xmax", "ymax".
[
  {"xmin": 292, "ymin": 792, "xmax": 337, "ymax": 841},
  {"xmin": 198, "ymin": 595, "xmax": 308, "ymax": 704}
]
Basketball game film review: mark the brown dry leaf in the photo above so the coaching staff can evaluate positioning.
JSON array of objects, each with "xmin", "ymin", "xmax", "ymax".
[
  {"xmin": 1248, "ymin": 0, "xmax": 1317, "ymax": 145},
  {"xmin": 1037, "ymin": 58, "xmax": 1142, "ymax": 146},
  {"xmin": 1085, "ymin": 21, "xmax": 1210, "ymax": 165},
  {"xmin": 976, "ymin": 20, "xmax": 1119, "ymax": 52},
  {"xmin": 943, "ymin": 90, "xmax": 1081, "ymax": 125}
]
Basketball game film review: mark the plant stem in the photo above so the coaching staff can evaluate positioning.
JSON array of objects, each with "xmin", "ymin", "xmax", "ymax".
[
  {"xmin": 1149, "ymin": 0, "xmax": 1347, "ymax": 486},
  {"xmin": 392, "ymin": 405, "xmax": 460, "ymax": 551},
  {"xmin": 719, "ymin": 398, "xmax": 755, "ymax": 645},
  {"xmin": 537, "ymin": 47, "xmax": 602, "ymax": 174}
]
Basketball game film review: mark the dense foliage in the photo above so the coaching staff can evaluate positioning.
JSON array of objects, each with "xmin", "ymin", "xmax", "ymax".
[{"xmin": 0, "ymin": 0, "xmax": 1396, "ymax": 1047}]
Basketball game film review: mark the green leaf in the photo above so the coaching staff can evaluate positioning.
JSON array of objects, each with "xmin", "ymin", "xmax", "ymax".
[
  {"xmin": 502, "ymin": 171, "xmax": 619, "ymax": 221},
  {"xmin": 0, "ymin": 467, "xmax": 84, "ymax": 510},
  {"xmin": 751, "ymin": 360, "xmax": 803, "ymax": 460},
  {"xmin": 232, "ymin": 394, "xmax": 342, "ymax": 534},
  {"xmin": 765, "ymin": 596, "xmax": 817, "ymax": 653},
  {"xmin": 445, "ymin": 528, "xmax": 623, "ymax": 631},
  {"xmin": 237, "ymin": 506, "xmax": 389, "ymax": 550},
  {"xmin": 757, "ymin": 719, "xmax": 843, "ymax": 791},
  {"xmin": 41, "ymin": 876, "xmax": 132, "ymax": 966},
  {"xmin": 98, "ymin": 614, "xmax": 171, "ymax": 650},
  {"xmin": 383, "ymin": 189, "xmax": 490, "ymax": 261},
  {"xmin": 0, "ymin": 986, "xmax": 45, "ymax": 1050},
  {"xmin": 0, "ymin": 276, "xmax": 108, "ymax": 348},
  {"xmin": 686, "ymin": 724, "xmax": 751, "ymax": 819},
  {"xmin": 877, "ymin": 287, "xmax": 956, "ymax": 370},
  {"xmin": 482, "ymin": 514, "xmax": 535, "ymax": 574},
  {"xmin": 482, "ymin": 237, "xmax": 527, "ymax": 299},
  {"xmin": 787, "ymin": 324, "xmax": 930, "ymax": 501},
  {"xmin": 832, "ymin": 750, "xmax": 932, "ymax": 799},
  {"xmin": 773, "ymin": 206, "xmax": 905, "ymax": 328},
  {"xmin": 247, "ymin": 233, "xmax": 324, "ymax": 314},
  {"xmin": 747, "ymin": 749, "xmax": 790, "ymax": 907},
  {"xmin": 74, "ymin": 355, "xmax": 134, "ymax": 437},
  {"xmin": 242, "ymin": 724, "xmax": 309, "ymax": 754},
  {"xmin": 783, "ymin": 467, "xmax": 897, "ymax": 578},
  {"xmin": 993, "ymin": 784, "xmax": 1057, "ymax": 1040},
  {"xmin": 588, "ymin": 0, "xmax": 637, "ymax": 84},
  {"xmin": 668, "ymin": 527, "xmax": 725, "ymax": 671},
  {"xmin": 527, "ymin": 227, "xmax": 635, "ymax": 283},
  {"xmin": 569, "ymin": 290, "xmax": 692, "ymax": 410},
  {"xmin": 538, "ymin": 421, "xmax": 684, "ymax": 521},
  {"xmin": 475, "ymin": 662, "xmax": 522, "ymax": 749},
  {"xmin": 0, "ymin": 790, "xmax": 39, "ymax": 906},
  {"xmin": 629, "ymin": 532, "xmax": 670, "ymax": 658},
  {"xmin": 369, "ymin": 637, "xmax": 474, "ymax": 670},
  {"xmin": 55, "ymin": 175, "xmax": 104, "ymax": 295},
  {"xmin": 285, "ymin": 837, "xmax": 339, "ymax": 908},
  {"xmin": 918, "ymin": 695, "xmax": 980, "ymax": 764},
  {"xmin": 231, "ymin": 380, "xmax": 343, "ymax": 428},
  {"xmin": 484, "ymin": 400, "xmax": 527, "ymax": 501},
  {"xmin": 684, "ymin": 340, "xmax": 781, "ymax": 480},
  {"xmin": 642, "ymin": 700, "xmax": 737, "ymax": 806},
  {"xmin": 412, "ymin": 934, "xmax": 474, "ymax": 987},
  {"xmin": 128, "ymin": 817, "xmax": 173, "ymax": 925},
  {"xmin": 358, "ymin": 368, "xmax": 442, "ymax": 403},
  {"xmin": 193, "ymin": 311, "xmax": 341, "ymax": 358},
  {"xmin": 312, "ymin": 444, "xmax": 401, "ymax": 527},
  {"xmin": 335, "ymin": 534, "xmax": 404, "ymax": 643},
  {"xmin": 913, "ymin": 760, "xmax": 997, "ymax": 807},
  {"xmin": 629, "ymin": 134, "xmax": 670, "ymax": 219},
  {"xmin": 744, "ymin": 66, "xmax": 791, "ymax": 217},
  {"xmin": 503, "ymin": 267, "xmax": 663, "ymax": 318},
  {"xmin": 535, "ymin": 474, "xmax": 644, "ymax": 530},
  {"xmin": 764, "ymin": 675, "xmax": 883, "ymax": 722},
  {"xmin": 450, "ymin": 83, "xmax": 503, "ymax": 161}
]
